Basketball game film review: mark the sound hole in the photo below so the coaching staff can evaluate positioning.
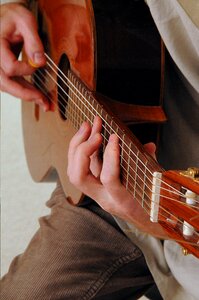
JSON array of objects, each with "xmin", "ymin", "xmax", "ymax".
[{"xmin": 57, "ymin": 54, "xmax": 70, "ymax": 121}]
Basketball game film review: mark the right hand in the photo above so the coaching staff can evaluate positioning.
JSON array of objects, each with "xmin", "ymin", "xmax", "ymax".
[{"xmin": 0, "ymin": 3, "xmax": 49, "ymax": 111}]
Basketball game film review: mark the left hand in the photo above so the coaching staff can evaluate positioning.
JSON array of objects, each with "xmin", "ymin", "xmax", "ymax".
[{"xmin": 67, "ymin": 116, "xmax": 156, "ymax": 223}]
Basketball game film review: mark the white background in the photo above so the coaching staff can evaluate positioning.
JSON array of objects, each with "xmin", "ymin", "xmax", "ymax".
[{"xmin": 1, "ymin": 92, "xmax": 55, "ymax": 276}]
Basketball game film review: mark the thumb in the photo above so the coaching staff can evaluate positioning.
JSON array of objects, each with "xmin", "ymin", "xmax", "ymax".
[{"xmin": 19, "ymin": 10, "xmax": 46, "ymax": 68}]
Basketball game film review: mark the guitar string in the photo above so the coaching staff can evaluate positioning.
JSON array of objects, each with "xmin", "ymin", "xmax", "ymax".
[
  {"xmin": 44, "ymin": 55, "xmax": 198, "ymax": 203},
  {"xmin": 33, "ymin": 66, "xmax": 199, "ymax": 209},
  {"xmin": 33, "ymin": 72, "xmax": 199, "ymax": 236}
]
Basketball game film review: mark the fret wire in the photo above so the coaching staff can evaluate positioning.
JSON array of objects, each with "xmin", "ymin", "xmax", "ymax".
[
  {"xmin": 74, "ymin": 79, "xmax": 78, "ymax": 128},
  {"xmin": 133, "ymin": 150, "xmax": 139, "ymax": 199},
  {"xmin": 102, "ymin": 113, "xmax": 108, "ymax": 153},
  {"xmin": 91, "ymin": 94, "xmax": 95, "ymax": 124},
  {"xmin": 142, "ymin": 163, "xmax": 147, "ymax": 207},
  {"xmin": 76, "ymin": 80, "xmax": 81, "ymax": 128},
  {"xmin": 120, "ymin": 131, "xmax": 125, "ymax": 165},
  {"xmin": 36, "ymin": 66, "xmax": 186, "ymax": 199},
  {"xmin": 125, "ymin": 142, "xmax": 132, "ymax": 191}
]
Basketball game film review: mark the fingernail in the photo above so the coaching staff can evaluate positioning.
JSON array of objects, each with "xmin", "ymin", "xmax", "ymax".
[
  {"xmin": 78, "ymin": 123, "xmax": 86, "ymax": 134},
  {"xmin": 29, "ymin": 52, "xmax": 45, "ymax": 68},
  {"xmin": 35, "ymin": 98, "xmax": 45, "ymax": 108}
]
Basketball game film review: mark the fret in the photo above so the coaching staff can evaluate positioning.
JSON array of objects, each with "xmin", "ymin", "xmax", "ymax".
[
  {"xmin": 133, "ymin": 150, "xmax": 139, "ymax": 199},
  {"xmin": 95, "ymin": 102, "xmax": 100, "ymax": 120},
  {"xmin": 141, "ymin": 162, "xmax": 147, "ymax": 207},
  {"xmin": 125, "ymin": 141, "xmax": 132, "ymax": 191},
  {"xmin": 67, "ymin": 72, "xmax": 73, "ymax": 124},
  {"xmin": 137, "ymin": 152, "xmax": 145, "ymax": 194},
  {"xmin": 71, "ymin": 73, "xmax": 77, "ymax": 127},
  {"xmin": 109, "ymin": 117, "xmax": 114, "ymax": 136},
  {"xmin": 120, "ymin": 131, "xmax": 126, "ymax": 183},
  {"xmin": 75, "ymin": 79, "xmax": 79, "ymax": 129},
  {"xmin": 90, "ymin": 94, "xmax": 95, "ymax": 125},
  {"xmin": 87, "ymin": 92, "xmax": 92, "ymax": 125},
  {"xmin": 74, "ymin": 80, "xmax": 79, "ymax": 129},
  {"xmin": 80, "ymin": 85, "xmax": 85, "ymax": 126},
  {"xmin": 81, "ymin": 87, "xmax": 86, "ymax": 123},
  {"xmin": 83, "ymin": 89, "xmax": 88, "ymax": 123},
  {"xmin": 120, "ymin": 139, "xmax": 131, "ymax": 188},
  {"xmin": 76, "ymin": 81, "xmax": 81, "ymax": 128},
  {"xmin": 102, "ymin": 113, "xmax": 109, "ymax": 152},
  {"xmin": 80, "ymin": 86, "xmax": 85, "ymax": 124}
]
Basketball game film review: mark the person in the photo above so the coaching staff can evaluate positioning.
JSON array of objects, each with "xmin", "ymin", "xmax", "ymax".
[{"xmin": 0, "ymin": 1, "xmax": 199, "ymax": 300}]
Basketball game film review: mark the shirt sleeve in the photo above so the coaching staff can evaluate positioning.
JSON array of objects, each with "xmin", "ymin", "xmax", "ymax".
[
  {"xmin": 145, "ymin": 0, "xmax": 199, "ymax": 93},
  {"xmin": 1, "ymin": 0, "xmax": 27, "ymax": 4}
]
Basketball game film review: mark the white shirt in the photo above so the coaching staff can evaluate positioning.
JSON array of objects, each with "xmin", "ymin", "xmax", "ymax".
[{"xmin": 116, "ymin": 1, "xmax": 199, "ymax": 299}]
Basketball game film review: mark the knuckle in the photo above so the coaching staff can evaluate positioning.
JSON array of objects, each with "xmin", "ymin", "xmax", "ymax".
[
  {"xmin": 100, "ymin": 173, "xmax": 114, "ymax": 187},
  {"xmin": 19, "ymin": 10, "xmax": 36, "ymax": 27},
  {"xmin": 4, "ymin": 63, "xmax": 15, "ymax": 77}
]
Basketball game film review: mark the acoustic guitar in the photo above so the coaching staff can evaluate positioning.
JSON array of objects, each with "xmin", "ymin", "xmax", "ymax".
[{"xmin": 22, "ymin": 0, "xmax": 199, "ymax": 257}]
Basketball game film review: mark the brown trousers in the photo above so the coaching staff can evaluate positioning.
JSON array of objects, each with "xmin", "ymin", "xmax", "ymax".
[{"xmin": 1, "ymin": 183, "xmax": 154, "ymax": 299}]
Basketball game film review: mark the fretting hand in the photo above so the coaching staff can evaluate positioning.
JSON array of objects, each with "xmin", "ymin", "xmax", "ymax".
[
  {"xmin": 0, "ymin": 3, "xmax": 49, "ymax": 111},
  {"xmin": 67, "ymin": 116, "xmax": 156, "ymax": 223}
]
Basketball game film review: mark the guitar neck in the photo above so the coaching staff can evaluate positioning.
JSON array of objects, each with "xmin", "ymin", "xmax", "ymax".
[{"xmin": 66, "ymin": 70, "xmax": 162, "ymax": 206}]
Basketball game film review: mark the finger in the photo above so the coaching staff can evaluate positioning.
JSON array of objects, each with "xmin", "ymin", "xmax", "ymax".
[
  {"xmin": 17, "ymin": 9, "xmax": 46, "ymax": 67},
  {"xmin": 144, "ymin": 142, "xmax": 156, "ymax": 160},
  {"xmin": 90, "ymin": 116, "xmax": 103, "ymax": 177},
  {"xmin": 67, "ymin": 132, "xmax": 102, "ymax": 189},
  {"xmin": 90, "ymin": 116, "xmax": 102, "ymax": 137},
  {"xmin": 68, "ymin": 122, "xmax": 92, "ymax": 159},
  {"xmin": 100, "ymin": 134, "xmax": 122, "ymax": 192},
  {"xmin": 0, "ymin": 39, "xmax": 34, "ymax": 77},
  {"xmin": 0, "ymin": 68, "xmax": 49, "ymax": 111}
]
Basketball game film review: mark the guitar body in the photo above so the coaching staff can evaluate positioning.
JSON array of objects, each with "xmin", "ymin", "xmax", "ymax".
[{"xmin": 22, "ymin": 0, "xmax": 162, "ymax": 203}]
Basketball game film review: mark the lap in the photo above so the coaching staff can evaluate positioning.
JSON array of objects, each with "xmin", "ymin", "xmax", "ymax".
[{"xmin": 1, "ymin": 183, "xmax": 154, "ymax": 299}]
